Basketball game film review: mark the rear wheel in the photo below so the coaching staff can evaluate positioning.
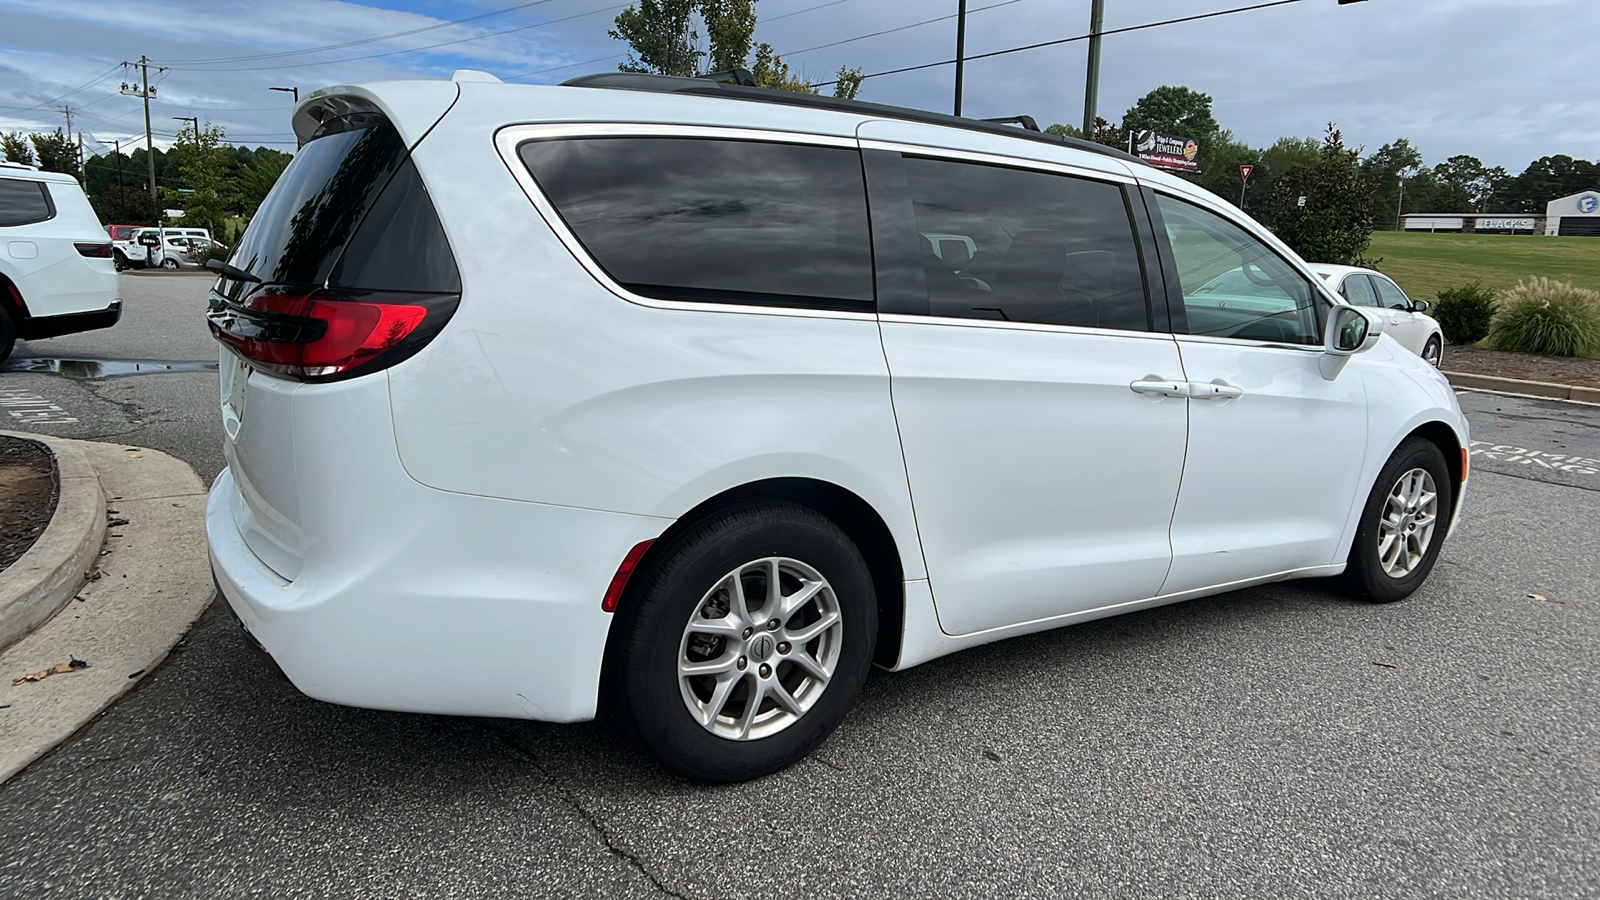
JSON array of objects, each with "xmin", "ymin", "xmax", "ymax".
[
  {"xmin": 1422, "ymin": 335, "xmax": 1442, "ymax": 367},
  {"xmin": 606, "ymin": 501, "xmax": 876, "ymax": 783},
  {"xmin": 161, "ymin": 258, "xmax": 179, "ymax": 270},
  {"xmin": 1344, "ymin": 439, "xmax": 1453, "ymax": 603}
]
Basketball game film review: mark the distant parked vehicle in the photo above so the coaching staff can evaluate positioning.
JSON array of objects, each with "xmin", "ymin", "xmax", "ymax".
[
  {"xmin": 0, "ymin": 161, "xmax": 121, "ymax": 362},
  {"xmin": 1306, "ymin": 264, "xmax": 1444, "ymax": 366}
]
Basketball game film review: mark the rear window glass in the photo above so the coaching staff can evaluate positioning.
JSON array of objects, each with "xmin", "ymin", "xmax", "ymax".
[
  {"xmin": 519, "ymin": 137, "xmax": 873, "ymax": 311},
  {"xmin": 226, "ymin": 118, "xmax": 408, "ymax": 290},
  {"xmin": 0, "ymin": 178, "xmax": 55, "ymax": 227}
]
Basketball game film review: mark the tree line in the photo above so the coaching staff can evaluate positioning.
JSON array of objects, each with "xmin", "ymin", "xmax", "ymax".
[
  {"xmin": 1054, "ymin": 85, "xmax": 1600, "ymax": 224},
  {"xmin": 2, "ymin": 126, "xmax": 290, "ymax": 241}
]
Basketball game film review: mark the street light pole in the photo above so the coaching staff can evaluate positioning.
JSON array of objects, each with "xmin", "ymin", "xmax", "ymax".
[
  {"xmin": 953, "ymin": 0, "xmax": 967, "ymax": 116},
  {"xmin": 1080, "ymin": 0, "xmax": 1105, "ymax": 137},
  {"xmin": 269, "ymin": 86, "xmax": 299, "ymax": 103}
]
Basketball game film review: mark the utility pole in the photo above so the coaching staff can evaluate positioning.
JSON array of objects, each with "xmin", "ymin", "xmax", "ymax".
[
  {"xmin": 173, "ymin": 116, "xmax": 200, "ymax": 141},
  {"xmin": 119, "ymin": 56, "xmax": 166, "ymax": 215},
  {"xmin": 269, "ymin": 86, "xmax": 299, "ymax": 103},
  {"xmin": 953, "ymin": 0, "xmax": 967, "ymax": 116},
  {"xmin": 60, "ymin": 104, "xmax": 72, "ymax": 137},
  {"xmin": 1395, "ymin": 175, "xmax": 1407, "ymax": 230},
  {"xmin": 1081, "ymin": 0, "xmax": 1105, "ymax": 138}
]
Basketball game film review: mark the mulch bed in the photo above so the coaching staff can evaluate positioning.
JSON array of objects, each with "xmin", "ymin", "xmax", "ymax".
[
  {"xmin": 1440, "ymin": 343, "xmax": 1600, "ymax": 389},
  {"xmin": 0, "ymin": 436, "xmax": 58, "ymax": 572}
]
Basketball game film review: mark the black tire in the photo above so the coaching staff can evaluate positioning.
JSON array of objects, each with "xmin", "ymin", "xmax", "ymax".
[
  {"xmin": 113, "ymin": 250, "xmax": 129, "ymax": 272},
  {"xmin": 0, "ymin": 305, "xmax": 14, "ymax": 364},
  {"xmin": 1423, "ymin": 336, "xmax": 1443, "ymax": 367},
  {"xmin": 605, "ymin": 501, "xmax": 876, "ymax": 783},
  {"xmin": 161, "ymin": 258, "xmax": 179, "ymax": 270},
  {"xmin": 1344, "ymin": 438, "xmax": 1453, "ymax": 603}
]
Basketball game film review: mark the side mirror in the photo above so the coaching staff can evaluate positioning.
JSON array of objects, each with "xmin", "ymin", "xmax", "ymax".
[
  {"xmin": 1410, "ymin": 299, "xmax": 1430, "ymax": 313},
  {"xmin": 1320, "ymin": 306, "xmax": 1384, "ymax": 379}
]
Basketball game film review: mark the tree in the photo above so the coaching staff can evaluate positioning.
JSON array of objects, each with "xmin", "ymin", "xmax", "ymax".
[
  {"xmin": 609, "ymin": 0, "xmax": 856, "ymax": 96},
  {"xmin": 1499, "ymin": 155, "xmax": 1600, "ymax": 212},
  {"xmin": 173, "ymin": 122, "xmax": 231, "ymax": 236},
  {"xmin": 1121, "ymin": 85, "xmax": 1219, "ymax": 148},
  {"xmin": 2, "ymin": 132, "xmax": 33, "ymax": 166},
  {"xmin": 1262, "ymin": 124, "xmax": 1377, "ymax": 266},
  {"xmin": 1361, "ymin": 138, "xmax": 1423, "ymax": 227},
  {"xmin": 236, "ymin": 149, "xmax": 292, "ymax": 217},
  {"xmin": 832, "ymin": 66, "xmax": 863, "ymax": 100},
  {"xmin": 29, "ymin": 128, "xmax": 80, "ymax": 182},
  {"xmin": 1432, "ymin": 154, "xmax": 1491, "ymax": 211},
  {"xmin": 611, "ymin": 0, "xmax": 701, "ymax": 76},
  {"xmin": 701, "ymin": 0, "xmax": 756, "ymax": 72}
]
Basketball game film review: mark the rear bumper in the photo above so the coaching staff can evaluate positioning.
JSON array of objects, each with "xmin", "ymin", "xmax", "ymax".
[
  {"xmin": 17, "ymin": 299, "xmax": 122, "ymax": 340},
  {"xmin": 207, "ymin": 465, "xmax": 667, "ymax": 722}
]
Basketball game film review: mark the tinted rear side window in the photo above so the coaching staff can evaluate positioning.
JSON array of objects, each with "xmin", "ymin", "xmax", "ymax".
[
  {"xmin": 226, "ymin": 119, "xmax": 409, "ymax": 290},
  {"xmin": 900, "ymin": 156, "xmax": 1149, "ymax": 330},
  {"xmin": 0, "ymin": 178, "xmax": 55, "ymax": 227},
  {"xmin": 519, "ymin": 137, "xmax": 873, "ymax": 311}
]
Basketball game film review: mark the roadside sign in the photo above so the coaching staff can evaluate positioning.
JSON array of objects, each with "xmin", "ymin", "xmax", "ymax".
[{"xmin": 1239, "ymin": 164, "xmax": 1253, "ymax": 183}]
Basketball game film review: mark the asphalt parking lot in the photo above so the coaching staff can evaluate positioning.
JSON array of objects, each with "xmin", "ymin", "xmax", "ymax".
[{"xmin": 0, "ymin": 274, "xmax": 1595, "ymax": 898}]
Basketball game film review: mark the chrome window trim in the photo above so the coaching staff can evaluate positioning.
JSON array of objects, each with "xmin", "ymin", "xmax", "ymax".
[
  {"xmin": 858, "ymin": 138, "xmax": 1138, "ymax": 186},
  {"xmin": 494, "ymin": 122, "xmax": 874, "ymax": 322},
  {"xmin": 877, "ymin": 312, "xmax": 1174, "ymax": 342},
  {"xmin": 1174, "ymin": 332, "xmax": 1324, "ymax": 353}
]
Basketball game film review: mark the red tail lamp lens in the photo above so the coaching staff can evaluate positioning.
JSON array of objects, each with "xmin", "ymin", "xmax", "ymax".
[
  {"xmin": 602, "ymin": 540, "xmax": 655, "ymax": 613},
  {"xmin": 75, "ymin": 242, "xmax": 113, "ymax": 258},
  {"xmin": 208, "ymin": 287, "xmax": 440, "ymax": 380}
]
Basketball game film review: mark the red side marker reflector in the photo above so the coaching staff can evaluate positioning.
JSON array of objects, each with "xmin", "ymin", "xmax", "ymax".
[{"xmin": 602, "ymin": 540, "xmax": 655, "ymax": 613}]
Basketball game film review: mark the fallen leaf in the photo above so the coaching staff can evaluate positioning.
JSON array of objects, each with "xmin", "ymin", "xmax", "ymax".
[
  {"xmin": 11, "ymin": 658, "xmax": 90, "ymax": 685},
  {"xmin": 1527, "ymin": 593, "xmax": 1546, "ymax": 601},
  {"xmin": 171, "ymin": 502, "xmax": 185, "ymax": 508},
  {"xmin": 125, "ymin": 452, "xmax": 143, "ymax": 459}
]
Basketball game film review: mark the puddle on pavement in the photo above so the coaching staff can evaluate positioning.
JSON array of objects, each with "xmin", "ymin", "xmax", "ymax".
[{"xmin": 0, "ymin": 357, "xmax": 218, "ymax": 379}]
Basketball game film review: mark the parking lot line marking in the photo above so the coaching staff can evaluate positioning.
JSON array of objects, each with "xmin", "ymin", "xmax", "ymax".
[
  {"xmin": 1468, "ymin": 440, "xmax": 1598, "ymax": 475},
  {"xmin": 0, "ymin": 387, "xmax": 78, "ymax": 424}
]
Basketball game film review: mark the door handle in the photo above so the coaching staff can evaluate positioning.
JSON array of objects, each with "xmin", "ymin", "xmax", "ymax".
[
  {"xmin": 1187, "ymin": 380, "xmax": 1244, "ymax": 400},
  {"xmin": 1130, "ymin": 379, "xmax": 1187, "ymax": 397}
]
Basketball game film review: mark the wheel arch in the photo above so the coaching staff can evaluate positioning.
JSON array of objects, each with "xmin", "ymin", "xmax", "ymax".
[
  {"xmin": 0, "ymin": 269, "xmax": 28, "ymax": 321},
  {"xmin": 611, "ymin": 477, "xmax": 907, "ymax": 670},
  {"xmin": 1408, "ymin": 419, "xmax": 1465, "ymax": 496}
]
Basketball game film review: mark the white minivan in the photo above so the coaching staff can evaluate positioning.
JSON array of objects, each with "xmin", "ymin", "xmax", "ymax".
[
  {"xmin": 0, "ymin": 162, "xmax": 121, "ymax": 362},
  {"xmin": 206, "ymin": 72, "xmax": 1469, "ymax": 782}
]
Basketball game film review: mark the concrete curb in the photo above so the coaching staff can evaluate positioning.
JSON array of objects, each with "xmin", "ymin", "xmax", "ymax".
[
  {"xmin": 0, "ymin": 437, "xmax": 211, "ymax": 785},
  {"xmin": 1443, "ymin": 371, "xmax": 1600, "ymax": 406},
  {"xmin": 0, "ymin": 434, "xmax": 106, "ymax": 652}
]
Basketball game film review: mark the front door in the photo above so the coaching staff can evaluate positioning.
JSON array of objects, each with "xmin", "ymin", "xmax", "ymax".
[
  {"xmin": 1148, "ymin": 193, "xmax": 1371, "ymax": 595},
  {"xmin": 866, "ymin": 148, "xmax": 1189, "ymax": 636}
]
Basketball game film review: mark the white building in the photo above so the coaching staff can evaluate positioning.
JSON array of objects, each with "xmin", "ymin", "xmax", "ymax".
[{"xmin": 1544, "ymin": 190, "xmax": 1600, "ymax": 236}]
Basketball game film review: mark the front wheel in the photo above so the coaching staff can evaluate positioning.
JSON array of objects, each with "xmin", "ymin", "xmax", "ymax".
[
  {"xmin": 1344, "ymin": 439, "xmax": 1453, "ymax": 603},
  {"xmin": 605, "ymin": 501, "xmax": 876, "ymax": 783},
  {"xmin": 160, "ymin": 258, "xmax": 179, "ymax": 270},
  {"xmin": 1422, "ymin": 335, "xmax": 1442, "ymax": 367}
]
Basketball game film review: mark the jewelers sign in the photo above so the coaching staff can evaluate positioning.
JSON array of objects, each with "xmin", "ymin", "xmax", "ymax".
[{"xmin": 1135, "ymin": 130, "xmax": 1199, "ymax": 172}]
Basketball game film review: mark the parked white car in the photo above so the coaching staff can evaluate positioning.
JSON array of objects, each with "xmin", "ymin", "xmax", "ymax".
[
  {"xmin": 0, "ymin": 161, "xmax": 121, "ymax": 362},
  {"xmin": 206, "ymin": 73, "xmax": 1469, "ymax": 783},
  {"xmin": 1306, "ymin": 264, "xmax": 1444, "ymax": 366}
]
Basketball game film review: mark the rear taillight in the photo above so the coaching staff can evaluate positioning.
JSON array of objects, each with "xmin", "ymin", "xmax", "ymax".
[
  {"xmin": 75, "ymin": 242, "xmax": 113, "ymax": 258},
  {"xmin": 206, "ymin": 287, "xmax": 458, "ymax": 382}
]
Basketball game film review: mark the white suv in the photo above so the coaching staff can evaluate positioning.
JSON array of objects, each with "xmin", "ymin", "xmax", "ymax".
[
  {"xmin": 0, "ymin": 162, "xmax": 121, "ymax": 362},
  {"xmin": 206, "ymin": 73, "xmax": 1469, "ymax": 782}
]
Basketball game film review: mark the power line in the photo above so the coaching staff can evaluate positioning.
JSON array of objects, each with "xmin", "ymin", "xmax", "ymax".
[
  {"xmin": 168, "ymin": 2, "xmax": 629, "ymax": 73},
  {"xmin": 152, "ymin": 0, "xmax": 564, "ymax": 65},
  {"xmin": 780, "ymin": 0, "xmax": 1024, "ymax": 58},
  {"xmin": 813, "ymin": 0, "xmax": 1308, "ymax": 87},
  {"xmin": 8, "ymin": 64, "xmax": 125, "ymax": 114}
]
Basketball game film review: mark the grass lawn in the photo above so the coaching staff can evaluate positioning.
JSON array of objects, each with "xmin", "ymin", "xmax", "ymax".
[{"xmin": 1366, "ymin": 231, "xmax": 1600, "ymax": 301}]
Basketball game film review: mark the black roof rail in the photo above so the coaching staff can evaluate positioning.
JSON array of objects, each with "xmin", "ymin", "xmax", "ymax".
[
  {"xmin": 980, "ymin": 115, "xmax": 1040, "ymax": 132},
  {"xmin": 696, "ymin": 67, "xmax": 757, "ymax": 87},
  {"xmin": 559, "ymin": 72, "xmax": 1144, "ymax": 166}
]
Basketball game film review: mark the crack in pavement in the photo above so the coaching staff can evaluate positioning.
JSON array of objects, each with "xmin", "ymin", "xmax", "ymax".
[{"xmin": 474, "ymin": 722, "xmax": 696, "ymax": 900}]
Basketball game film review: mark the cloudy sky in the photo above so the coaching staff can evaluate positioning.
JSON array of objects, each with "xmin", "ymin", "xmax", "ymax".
[{"xmin": 1, "ymin": 0, "xmax": 1595, "ymax": 171}]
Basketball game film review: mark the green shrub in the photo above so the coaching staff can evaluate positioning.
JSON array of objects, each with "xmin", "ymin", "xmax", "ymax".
[
  {"xmin": 1432, "ymin": 282, "xmax": 1497, "ymax": 345},
  {"xmin": 1484, "ymin": 277, "xmax": 1600, "ymax": 357}
]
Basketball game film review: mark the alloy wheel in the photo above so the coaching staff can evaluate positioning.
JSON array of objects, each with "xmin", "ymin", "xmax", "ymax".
[
  {"xmin": 1377, "ymin": 467, "xmax": 1438, "ymax": 578},
  {"xmin": 677, "ymin": 556, "xmax": 843, "ymax": 741}
]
